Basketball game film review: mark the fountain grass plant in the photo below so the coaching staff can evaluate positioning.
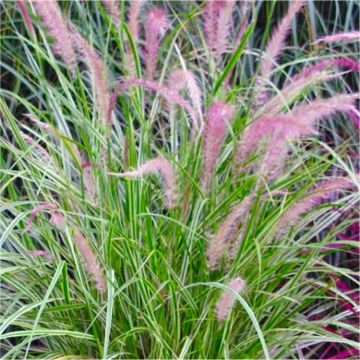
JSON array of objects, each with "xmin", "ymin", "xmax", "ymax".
[{"xmin": 0, "ymin": 1, "xmax": 359, "ymax": 359}]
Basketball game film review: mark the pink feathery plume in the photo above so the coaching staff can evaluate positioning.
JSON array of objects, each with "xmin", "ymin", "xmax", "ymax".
[
  {"xmin": 201, "ymin": 101, "xmax": 235, "ymax": 192},
  {"xmin": 21, "ymin": 131, "xmax": 53, "ymax": 163},
  {"xmin": 259, "ymin": 93, "xmax": 359, "ymax": 177},
  {"xmin": 23, "ymin": 203, "xmax": 58, "ymax": 233},
  {"xmin": 16, "ymin": 0, "xmax": 35, "ymax": 36},
  {"xmin": 203, "ymin": 1, "xmax": 223, "ymax": 56},
  {"xmin": 167, "ymin": 70, "xmax": 203, "ymax": 131},
  {"xmin": 109, "ymin": 77, "xmax": 197, "ymax": 129},
  {"xmin": 27, "ymin": 250, "xmax": 55, "ymax": 261},
  {"xmin": 275, "ymin": 178, "xmax": 354, "ymax": 236},
  {"xmin": 31, "ymin": 0, "xmax": 76, "ymax": 74},
  {"xmin": 215, "ymin": 277, "xmax": 246, "ymax": 321},
  {"xmin": 101, "ymin": 0, "xmax": 120, "ymax": 24},
  {"xmin": 259, "ymin": 90, "xmax": 358, "ymax": 178},
  {"xmin": 144, "ymin": 7, "xmax": 169, "ymax": 80},
  {"xmin": 49, "ymin": 211, "xmax": 66, "ymax": 231},
  {"xmin": 207, "ymin": 194, "xmax": 253, "ymax": 270},
  {"xmin": 74, "ymin": 230, "xmax": 107, "ymax": 293},
  {"xmin": 72, "ymin": 31, "xmax": 111, "ymax": 125},
  {"xmin": 255, "ymin": 0, "xmax": 306, "ymax": 105},
  {"xmin": 237, "ymin": 94, "xmax": 359, "ymax": 173},
  {"xmin": 125, "ymin": 0, "xmax": 145, "ymax": 76},
  {"xmin": 108, "ymin": 157, "xmax": 177, "ymax": 208},
  {"xmin": 216, "ymin": 1, "xmax": 237, "ymax": 58},
  {"xmin": 289, "ymin": 57, "xmax": 360, "ymax": 83},
  {"xmin": 128, "ymin": 0, "xmax": 145, "ymax": 43},
  {"xmin": 314, "ymin": 31, "xmax": 360, "ymax": 44},
  {"xmin": 26, "ymin": 206, "xmax": 106, "ymax": 292},
  {"xmin": 257, "ymin": 70, "xmax": 332, "ymax": 117},
  {"xmin": 235, "ymin": 0, "xmax": 251, "ymax": 45},
  {"xmin": 81, "ymin": 158, "xmax": 97, "ymax": 205}
]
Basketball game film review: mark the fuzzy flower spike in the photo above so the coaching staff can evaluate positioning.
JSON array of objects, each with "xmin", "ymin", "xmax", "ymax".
[
  {"xmin": 101, "ymin": 0, "xmax": 120, "ymax": 24},
  {"xmin": 72, "ymin": 31, "xmax": 111, "ymax": 125},
  {"xmin": 215, "ymin": 277, "xmax": 246, "ymax": 321},
  {"xmin": 31, "ymin": 0, "xmax": 76, "ymax": 74},
  {"xmin": 275, "ymin": 177, "xmax": 356, "ymax": 237},
  {"xmin": 167, "ymin": 70, "xmax": 203, "ymax": 132},
  {"xmin": 23, "ymin": 204, "xmax": 107, "ymax": 293},
  {"xmin": 255, "ymin": 0, "xmax": 306, "ymax": 105},
  {"xmin": 144, "ymin": 7, "xmax": 169, "ymax": 80},
  {"xmin": 108, "ymin": 157, "xmax": 177, "ymax": 209},
  {"xmin": 204, "ymin": 1, "xmax": 236, "ymax": 61},
  {"xmin": 201, "ymin": 101, "xmax": 235, "ymax": 192}
]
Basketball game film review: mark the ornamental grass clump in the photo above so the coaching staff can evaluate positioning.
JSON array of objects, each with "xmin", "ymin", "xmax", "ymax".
[{"xmin": 1, "ymin": 1, "xmax": 359, "ymax": 358}]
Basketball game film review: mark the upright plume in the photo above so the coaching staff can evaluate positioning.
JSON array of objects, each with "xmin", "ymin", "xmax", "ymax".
[
  {"xmin": 201, "ymin": 101, "xmax": 235, "ymax": 192},
  {"xmin": 255, "ymin": 0, "xmax": 306, "ymax": 105},
  {"xmin": 203, "ymin": 0, "xmax": 236, "ymax": 61},
  {"xmin": 144, "ymin": 7, "xmax": 169, "ymax": 80},
  {"xmin": 207, "ymin": 194, "xmax": 254, "ymax": 270},
  {"xmin": 125, "ymin": 0, "xmax": 145, "ymax": 76},
  {"xmin": 72, "ymin": 31, "xmax": 111, "ymax": 125},
  {"xmin": 101, "ymin": 0, "xmax": 120, "ymax": 24}
]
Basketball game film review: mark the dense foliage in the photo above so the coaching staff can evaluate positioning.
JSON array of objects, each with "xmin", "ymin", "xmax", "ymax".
[{"xmin": 0, "ymin": 1, "xmax": 359, "ymax": 359}]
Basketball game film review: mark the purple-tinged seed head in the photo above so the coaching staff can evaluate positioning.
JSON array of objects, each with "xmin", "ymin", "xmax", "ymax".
[
  {"xmin": 215, "ymin": 277, "xmax": 246, "ymax": 321},
  {"xmin": 201, "ymin": 101, "xmax": 235, "ymax": 192},
  {"xmin": 144, "ymin": 7, "xmax": 169, "ymax": 80}
]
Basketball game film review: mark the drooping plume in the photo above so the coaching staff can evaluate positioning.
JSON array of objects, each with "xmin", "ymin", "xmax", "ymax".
[
  {"xmin": 24, "ymin": 204, "xmax": 106, "ymax": 292},
  {"xmin": 235, "ymin": 94, "xmax": 359, "ymax": 175},
  {"xmin": 3, "ymin": 115, "xmax": 53, "ymax": 164},
  {"xmin": 290, "ymin": 58, "xmax": 360, "ymax": 82},
  {"xmin": 207, "ymin": 194, "xmax": 254, "ymax": 270},
  {"xmin": 101, "ymin": 0, "xmax": 120, "ymax": 24},
  {"xmin": 110, "ymin": 77, "xmax": 197, "ymax": 129},
  {"xmin": 314, "ymin": 31, "xmax": 360, "ymax": 44},
  {"xmin": 72, "ymin": 31, "xmax": 111, "ymax": 125},
  {"xmin": 275, "ymin": 178, "xmax": 355, "ymax": 237},
  {"xmin": 31, "ymin": 0, "xmax": 76, "ymax": 73},
  {"xmin": 215, "ymin": 277, "xmax": 246, "ymax": 321},
  {"xmin": 167, "ymin": 70, "xmax": 203, "ymax": 131},
  {"xmin": 255, "ymin": 0, "xmax": 306, "ymax": 105},
  {"xmin": 201, "ymin": 101, "xmax": 235, "ymax": 192},
  {"xmin": 23, "ymin": 203, "xmax": 58, "ymax": 233},
  {"xmin": 108, "ymin": 157, "xmax": 177, "ymax": 208},
  {"xmin": 144, "ymin": 7, "xmax": 169, "ymax": 80}
]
